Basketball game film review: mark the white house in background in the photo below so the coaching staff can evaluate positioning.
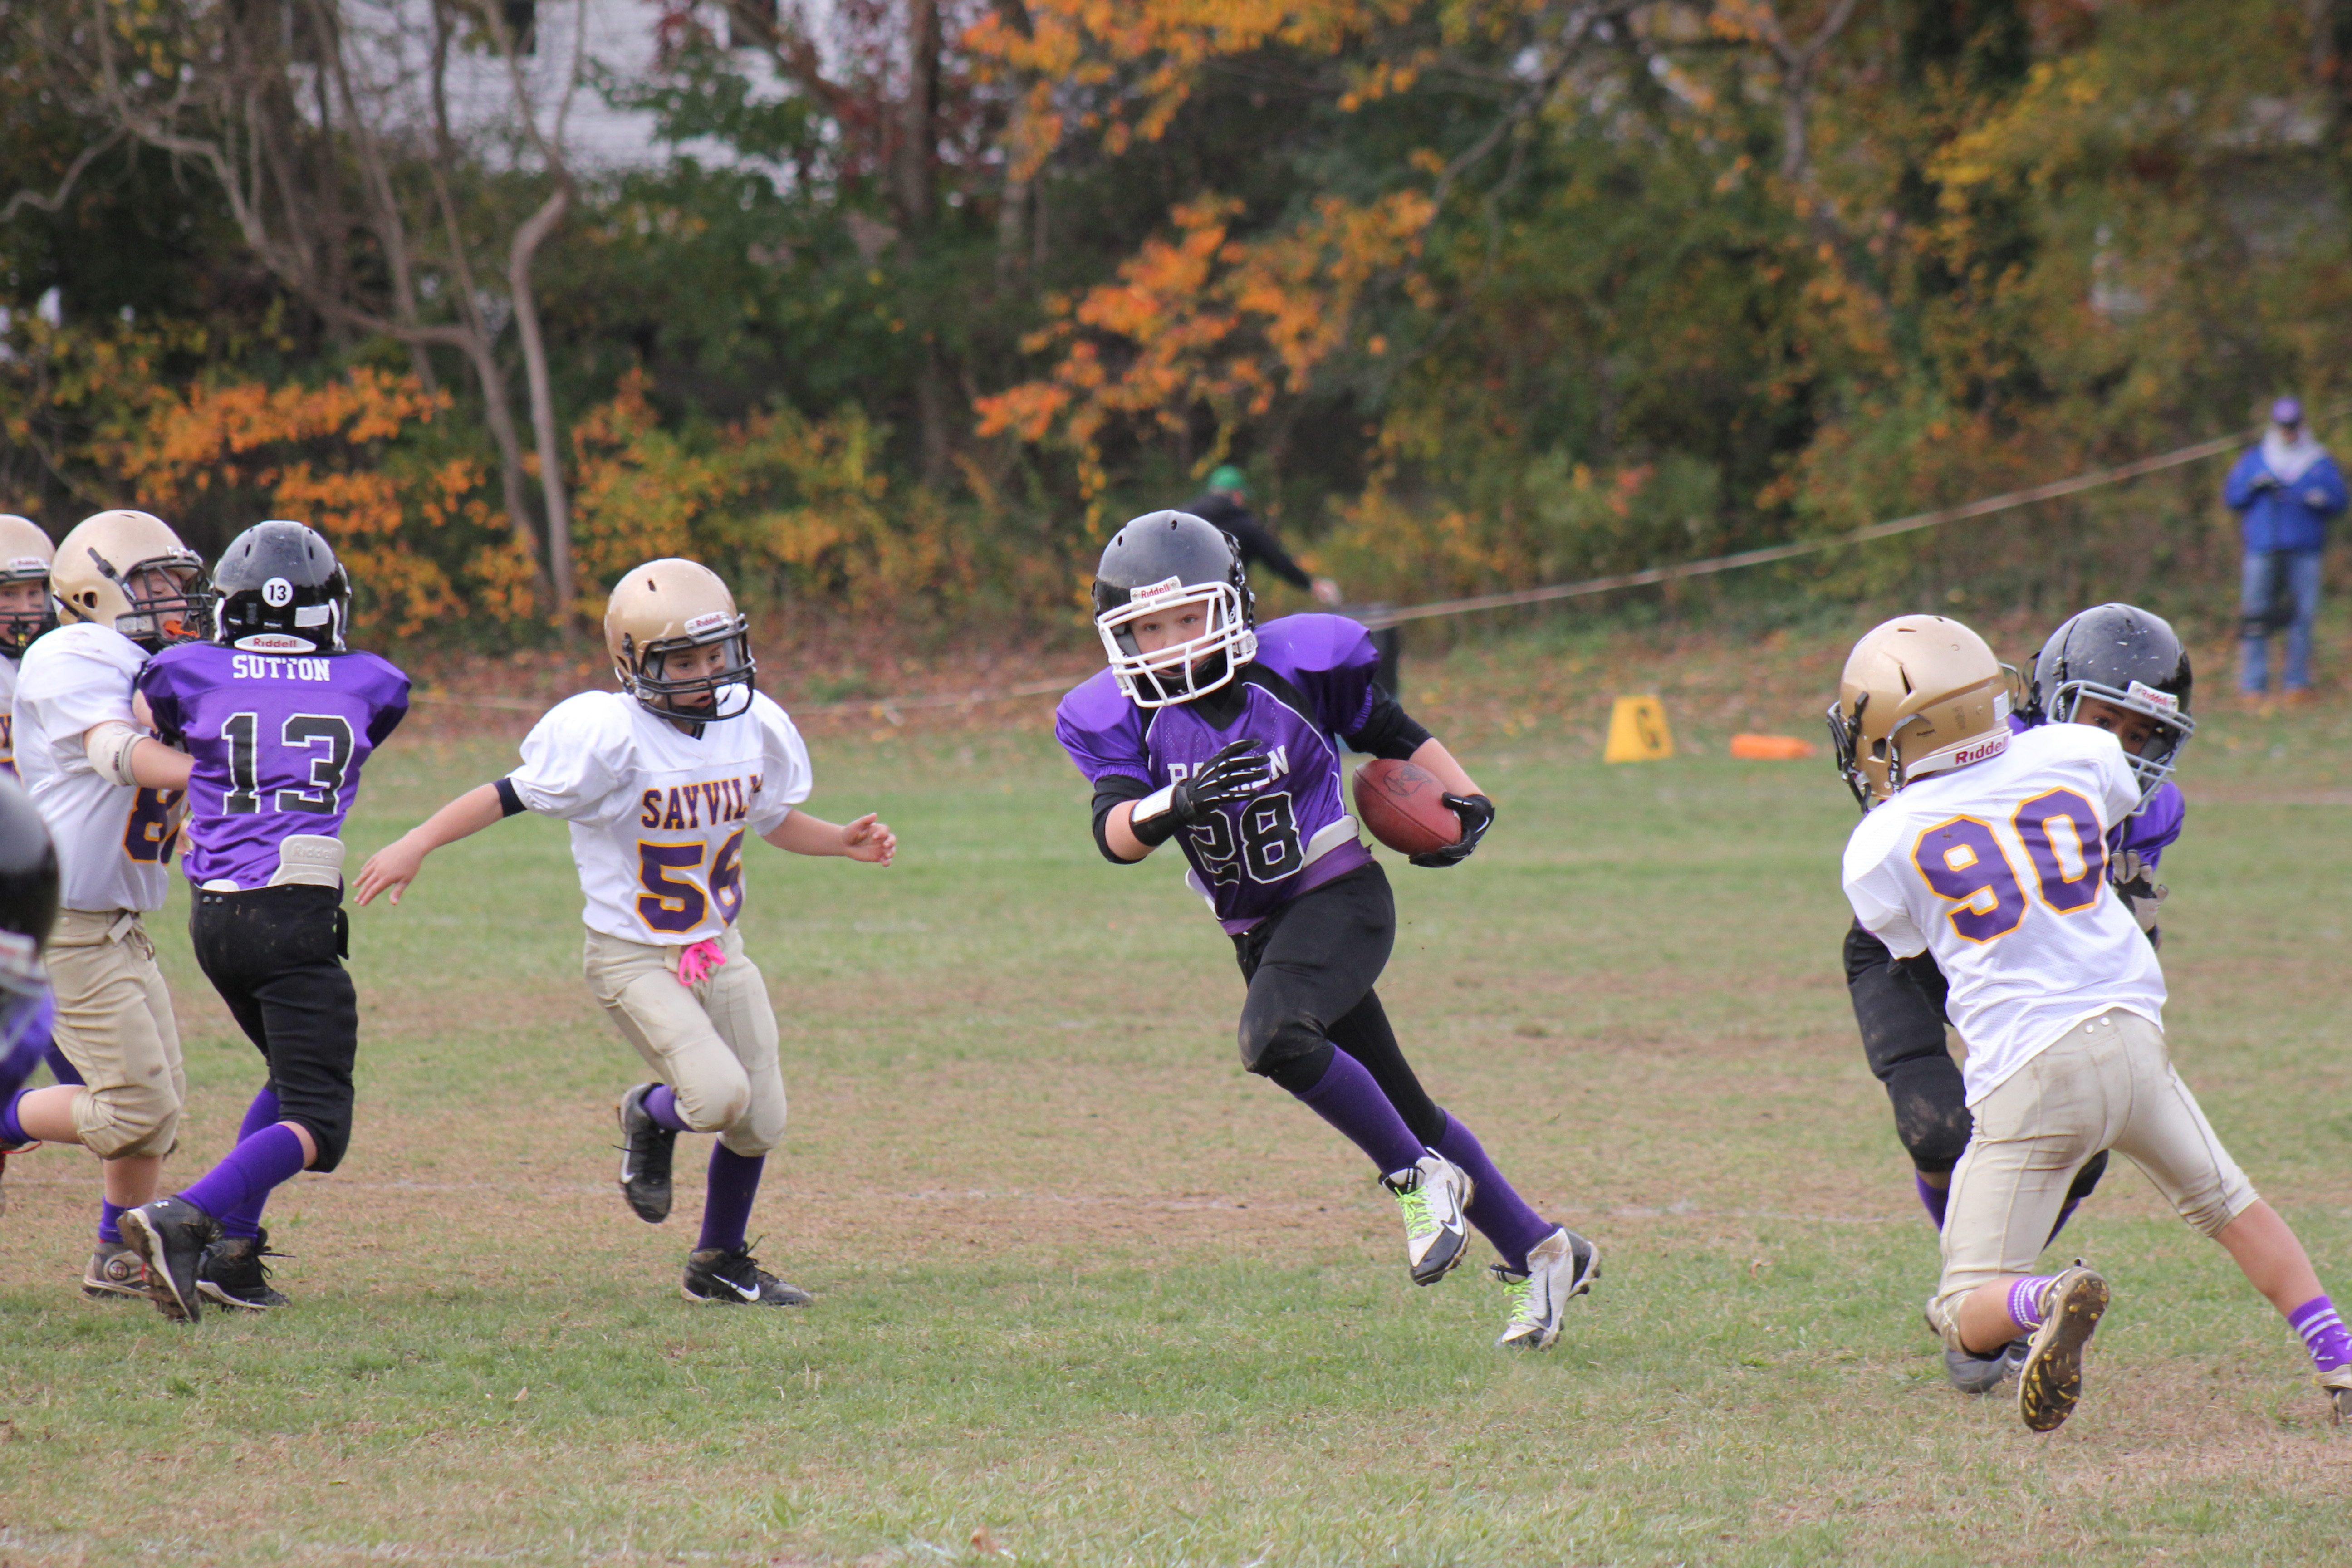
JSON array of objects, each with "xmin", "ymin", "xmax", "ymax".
[{"xmin": 343, "ymin": 0, "xmax": 788, "ymax": 171}]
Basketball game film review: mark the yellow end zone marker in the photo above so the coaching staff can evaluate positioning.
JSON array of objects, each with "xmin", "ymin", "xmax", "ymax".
[{"xmin": 1604, "ymin": 695, "xmax": 1673, "ymax": 763}]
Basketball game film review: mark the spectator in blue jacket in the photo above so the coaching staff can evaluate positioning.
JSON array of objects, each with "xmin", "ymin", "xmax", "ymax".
[{"xmin": 2226, "ymin": 397, "xmax": 2347, "ymax": 699}]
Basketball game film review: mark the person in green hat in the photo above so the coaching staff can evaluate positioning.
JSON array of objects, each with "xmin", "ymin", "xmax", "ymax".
[{"xmin": 1183, "ymin": 466, "xmax": 1342, "ymax": 608}]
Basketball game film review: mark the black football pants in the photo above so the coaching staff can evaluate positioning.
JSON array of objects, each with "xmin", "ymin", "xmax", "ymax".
[
  {"xmin": 1844, "ymin": 921, "xmax": 2106, "ymax": 1199},
  {"xmin": 189, "ymin": 883, "xmax": 358, "ymax": 1171},
  {"xmin": 1230, "ymin": 861, "xmax": 1445, "ymax": 1144}
]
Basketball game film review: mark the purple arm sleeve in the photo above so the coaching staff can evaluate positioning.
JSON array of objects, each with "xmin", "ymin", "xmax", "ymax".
[
  {"xmin": 1054, "ymin": 671, "xmax": 1153, "ymax": 789},
  {"xmin": 135, "ymin": 654, "xmax": 183, "ymax": 744}
]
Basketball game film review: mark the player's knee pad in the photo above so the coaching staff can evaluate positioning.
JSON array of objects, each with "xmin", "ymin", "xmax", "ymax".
[
  {"xmin": 679, "ymin": 1076, "xmax": 751, "ymax": 1135},
  {"xmin": 1884, "ymin": 1056, "xmax": 1971, "ymax": 1174},
  {"xmin": 289, "ymin": 1110, "xmax": 353, "ymax": 1174},
  {"xmin": 78, "ymin": 1082, "xmax": 182, "ymax": 1160},
  {"xmin": 1238, "ymin": 1009, "xmax": 1328, "ymax": 1083}
]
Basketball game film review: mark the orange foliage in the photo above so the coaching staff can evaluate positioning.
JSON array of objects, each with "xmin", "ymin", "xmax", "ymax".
[
  {"xmin": 974, "ymin": 189, "xmax": 1436, "ymax": 524},
  {"xmin": 111, "ymin": 368, "xmax": 512, "ymax": 635}
]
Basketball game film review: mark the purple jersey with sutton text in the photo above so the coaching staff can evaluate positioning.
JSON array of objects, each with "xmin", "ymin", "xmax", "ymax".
[
  {"xmin": 139, "ymin": 643, "xmax": 410, "ymax": 890},
  {"xmin": 1057, "ymin": 614, "xmax": 1380, "ymax": 931}
]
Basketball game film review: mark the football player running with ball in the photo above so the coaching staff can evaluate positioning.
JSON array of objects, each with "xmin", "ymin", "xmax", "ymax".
[
  {"xmin": 116, "ymin": 523, "xmax": 409, "ymax": 1320},
  {"xmin": 3, "ymin": 511, "xmax": 209, "ymax": 1302},
  {"xmin": 356, "ymin": 559, "xmax": 894, "ymax": 1308},
  {"xmin": 1833, "ymin": 616, "xmax": 2350, "ymax": 1432},
  {"xmin": 1055, "ymin": 511, "xmax": 1599, "ymax": 1350},
  {"xmin": 1841, "ymin": 603, "xmax": 2195, "ymax": 1392}
]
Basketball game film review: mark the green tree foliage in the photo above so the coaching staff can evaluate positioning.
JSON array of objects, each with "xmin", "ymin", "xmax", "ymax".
[{"xmin": 1, "ymin": 0, "xmax": 2346, "ymax": 640}]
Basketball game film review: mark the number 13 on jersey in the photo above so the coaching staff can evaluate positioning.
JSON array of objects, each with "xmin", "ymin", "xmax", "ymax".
[{"xmin": 1912, "ymin": 787, "xmax": 2107, "ymax": 943}]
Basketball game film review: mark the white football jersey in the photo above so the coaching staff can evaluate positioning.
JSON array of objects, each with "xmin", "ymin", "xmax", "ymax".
[
  {"xmin": 1842, "ymin": 722, "xmax": 2163, "ymax": 1105},
  {"xmin": 15, "ymin": 622, "xmax": 179, "ymax": 913},
  {"xmin": 510, "ymin": 689, "xmax": 812, "ymax": 945}
]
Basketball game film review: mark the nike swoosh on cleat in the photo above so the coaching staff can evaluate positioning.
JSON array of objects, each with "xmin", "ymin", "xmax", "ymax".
[{"xmin": 733, "ymin": 1279, "xmax": 763, "ymax": 1302}]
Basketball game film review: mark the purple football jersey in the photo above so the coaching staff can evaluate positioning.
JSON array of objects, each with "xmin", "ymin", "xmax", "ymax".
[
  {"xmin": 139, "ymin": 644, "xmax": 410, "ymax": 889},
  {"xmin": 1057, "ymin": 614, "xmax": 1382, "ymax": 931}
]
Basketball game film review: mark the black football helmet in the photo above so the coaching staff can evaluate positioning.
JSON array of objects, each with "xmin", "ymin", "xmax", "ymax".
[
  {"xmin": 2028, "ymin": 603, "xmax": 2195, "ymax": 800},
  {"xmin": 212, "ymin": 520, "xmax": 350, "ymax": 654},
  {"xmin": 0, "ymin": 775, "xmax": 57, "ymax": 1053},
  {"xmin": 1091, "ymin": 510, "xmax": 1258, "ymax": 706}
]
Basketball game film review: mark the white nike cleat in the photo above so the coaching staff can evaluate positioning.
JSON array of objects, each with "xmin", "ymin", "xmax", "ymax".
[
  {"xmin": 1381, "ymin": 1152, "xmax": 1475, "ymax": 1286},
  {"xmin": 1492, "ymin": 1225, "xmax": 1601, "ymax": 1349}
]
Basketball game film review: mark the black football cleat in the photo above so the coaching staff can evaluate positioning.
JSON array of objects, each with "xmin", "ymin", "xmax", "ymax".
[
  {"xmin": 682, "ymin": 1245, "xmax": 813, "ymax": 1307},
  {"xmin": 120, "ymin": 1196, "xmax": 220, "ymax": 1323},
  {"xmin": 617, "ymin": 1083, "xmax": 678, "ymax": 1225},
  {"xmin": 197, "ymin": 1229, "xmax": 291, "ymax": 1311}
]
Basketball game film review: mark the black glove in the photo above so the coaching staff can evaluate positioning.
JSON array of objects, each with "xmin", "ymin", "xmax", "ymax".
[
  {"xmin": 2250, "ymin": 473, "xmax": 2284, "ymax": 494},
  {"xmin": 1127, "ymin": 739, "xmax": 1272, "ymax": 847},
  {"xmin": 1410, "ymin": 793, "xmax": 1496, "ymax": 868}
]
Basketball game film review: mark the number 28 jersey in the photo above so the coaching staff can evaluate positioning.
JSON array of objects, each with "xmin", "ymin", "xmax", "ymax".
[
  {"xmin": 1056, "ymin": 614, "xmax": 1379, "ymax": 932},
  {"xmin": 1841, "ymin": 722, "xmax": 2164, "ymax": 1106},
  {"xmin": 510, "ymin": 690, "xmax": 811, "ymax": 946},
  {"xmin": 141, "ymin": 642, "xmax": 411, "ymax": 889}
]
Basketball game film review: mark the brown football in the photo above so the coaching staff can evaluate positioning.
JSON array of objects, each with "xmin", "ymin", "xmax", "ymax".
[{"xmin": 1352, "ymin": 758, "xmax": 1461, "ymax": 856}]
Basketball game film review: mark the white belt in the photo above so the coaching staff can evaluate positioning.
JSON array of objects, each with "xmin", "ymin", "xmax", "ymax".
[{"xmin": 200, "ymin": 834, "xmax": 346, "ymax": 893}]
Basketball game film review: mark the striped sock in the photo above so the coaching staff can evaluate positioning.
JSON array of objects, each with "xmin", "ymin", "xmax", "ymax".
[
  {"xmin": 2006, "ymin": 1274, "xmax": 2063, "ymax": 1336},
  {"xmin": 2289, "ymin": 1295, "xmax": 2352, "ymax": 1372}
]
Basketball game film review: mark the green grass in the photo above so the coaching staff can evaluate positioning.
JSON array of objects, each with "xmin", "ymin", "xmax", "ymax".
[{"xmin": 3, "ymin": 630, "xmax": 2349, "ymax": 1566}]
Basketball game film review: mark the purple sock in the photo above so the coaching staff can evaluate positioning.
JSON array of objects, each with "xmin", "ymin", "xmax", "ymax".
[
  {"xmin": 2006, "ymin": 1274, "xmax": 2063, "ymax": 1335},
  {"xmin": 43, "ymin": 1045, "xmax": 83, "ymax": 1087},
  {"xmin": 216, "ymin": 1090, "xmax": 283, "ymax": 1240},
  {"xmin": 99, "ymin": 1200, "xmax": 126, "ymax": 1245},
  {"xmin": 644, "ymin": 1084, "xmax": 694, "ymax": 1133},
  {"xmin": 1914, "ymin": 1173, "xmax": 1950, "ymax": 1229},
  {"xmin": 0, "ymin": 1089, "xmax": 28, "ymax": 1147},
  {"xmin": 1431, "ymin": 1113, "xmax": 1555, "ymax": 1272},
  {"xmin": 2289, "ymin": 1295, "xmax": 2352, "ymax": 1372},
  {"xmin": 1291, "ymin": 1048, "xmax": 1427, "ymax": 1175},
  {"xmin": 176, "ymin": 1124, "xmax": 309, "ymax": 1224},
  {"xmin": 697, "ymin": 1144, "xmax": 764, "ymax": 1254}
]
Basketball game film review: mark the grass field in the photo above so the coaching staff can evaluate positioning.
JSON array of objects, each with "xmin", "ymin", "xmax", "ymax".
[{"xmin": 4, "ymin": 614, "xmax": 2350, "ymax": 1566}]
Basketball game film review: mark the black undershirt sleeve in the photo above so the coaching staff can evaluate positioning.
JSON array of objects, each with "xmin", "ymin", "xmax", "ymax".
[
  {"xmin": 1089, "ymin": 775, "xmax": 1153, "ymax": 863},
  {"xmin": 494, "ymin": 777, "xmax": 527, "ymax": 818},
  {"xmin": 1342, "ymin": 682, "xmax": 1433, "ymax": 761}
]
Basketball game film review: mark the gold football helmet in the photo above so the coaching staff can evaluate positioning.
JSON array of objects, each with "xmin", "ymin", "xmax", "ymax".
[
  {"xmin": 604, "ymin": 558, "xmax": 755, "ymax": 722},
  {"xmin": 1828, "ymin": 615, "xmax": 2014, "ymax": 808},
  {"xmin": 49, "ymin": 509, "xmax": 212, "ymax": 651},
  {"xmin": 0, "ymin": 514, "xmax": 56, "ymax": 657}
]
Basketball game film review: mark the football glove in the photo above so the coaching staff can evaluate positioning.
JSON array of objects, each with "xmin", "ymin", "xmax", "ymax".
[
  {"xmin": 2108, "ymin": 849, "xmax": 2167, "ymax": 935},
  {"xmin": 1410, "ymin": 793, "xmax": 1496, "ymax": 868},
  {"xmin": 1127, "ymin": 739, "xmax": 1273, "ymax": 847}
]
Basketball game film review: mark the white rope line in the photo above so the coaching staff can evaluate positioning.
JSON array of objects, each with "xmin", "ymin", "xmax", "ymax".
[{"xmin": 410, "ymin": 408, "xmax": 2321, "ymax": 716}]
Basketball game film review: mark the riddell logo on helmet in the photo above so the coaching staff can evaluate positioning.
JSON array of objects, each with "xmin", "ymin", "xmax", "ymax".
[
  {"xmin": 1951, "ymin": 735, "xmax": 2009, "ymax": 767},
  {"xmin": 235, "ymin": 633, "xmax": 307, "ymax": 653},
  {"xmin": 2126, "ymin": 680, "xmax": 2180, "ymax": 712},
  {"xmin": 684, "ymin": 611, "xmax": 732, "ymax": 635},
  {"xmin": 1129, "ymin": 576, "xmax": 1187, "ymax": 608}
]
